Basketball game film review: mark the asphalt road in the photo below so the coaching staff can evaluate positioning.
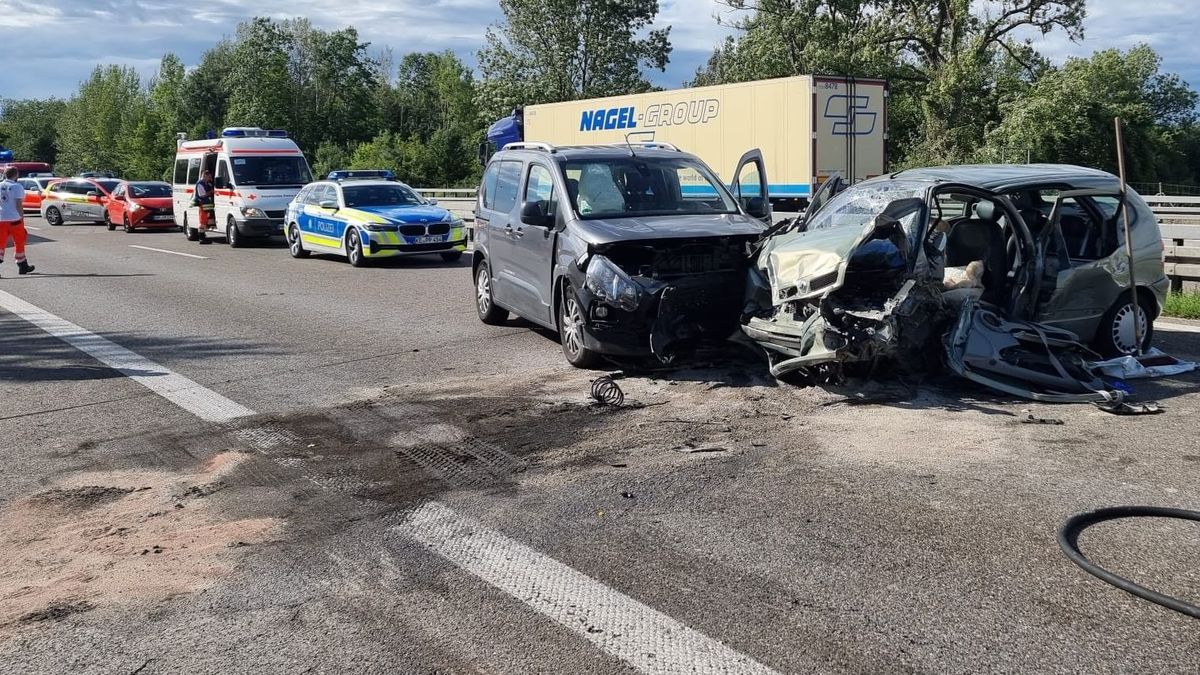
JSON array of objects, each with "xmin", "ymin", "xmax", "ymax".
[{"xmin": 2, "ymin": 216, "xmax": 1200, "ymax": 673}]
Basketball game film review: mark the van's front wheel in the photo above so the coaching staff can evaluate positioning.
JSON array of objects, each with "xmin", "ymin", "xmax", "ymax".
[
  {"xmin": 183, "ymin": 214, "xmax": 199, "ymax": 241},
  {"xmin": 558, "ymin": 281, "xmax": 604, "ymax": 369}
]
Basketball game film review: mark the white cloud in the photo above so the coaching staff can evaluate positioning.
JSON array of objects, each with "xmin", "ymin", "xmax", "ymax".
[{"xmin": 0, "ymin": 0, "xmax": 1195, "ymax": 101}]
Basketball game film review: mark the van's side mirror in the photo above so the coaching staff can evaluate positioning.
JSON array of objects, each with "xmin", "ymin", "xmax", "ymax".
[
  {"xmin": 744, "ymin": 196, "xmax": 769, "ymax": 219},
  {"xmin": 477, "ymin": 141, "xmax": 490, "ymax": 167},
  {"xmin": 520, "ymin": 200, "xmax": 552, "ymax": 227}
]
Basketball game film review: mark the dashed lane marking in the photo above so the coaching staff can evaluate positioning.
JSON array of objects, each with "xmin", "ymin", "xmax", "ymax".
[
  {"xmin": 0, "ymin": 290, "xmax": 251, "ymax": 422},
  {"xmin": 129, "ymin": 244, "xmax": 208, "ymax": 259},
  {"xmin": 0, "ymin": 289, "xmax": 780, "ymax": 675}
]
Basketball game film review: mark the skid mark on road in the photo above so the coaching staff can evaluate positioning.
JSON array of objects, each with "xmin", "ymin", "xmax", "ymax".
[{"xmin": 0, "ymin": 289, "xmax": 779, "ymax": 674}]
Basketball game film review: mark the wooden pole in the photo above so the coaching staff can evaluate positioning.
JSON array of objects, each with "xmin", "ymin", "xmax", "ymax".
[{"xmin": 1114, "ymin": 117, "xmax": 1143, "ymax": 356}]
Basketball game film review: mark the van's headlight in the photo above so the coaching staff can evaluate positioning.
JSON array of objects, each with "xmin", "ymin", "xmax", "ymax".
[
  {"xmin": 241, "ymin": 207, "xmax": 266, "ymax": 218},
  {"xmin": 584, "ymin": 255, "xmax": 641, "ymax": 312}
]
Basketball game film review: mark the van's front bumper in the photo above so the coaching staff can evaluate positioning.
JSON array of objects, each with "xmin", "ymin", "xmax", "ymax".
[{"xmin": 239, "ymin": 217, "xmax": 285, "ymax": 237}]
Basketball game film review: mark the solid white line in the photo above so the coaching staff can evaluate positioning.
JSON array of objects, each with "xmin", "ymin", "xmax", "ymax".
[
  {"xmin": 399, "ymin": 501, "xmax": 780, "ymax": 675},
  {"xmin": 0, "ymin": 290, "xmax": 252, "ymax": 422},
  {"xmin": 1158, "ymin": 321, "xmax": 1200, "ymax": 334},
  {"xmin": 25, "ymin": 225, "xmax": 42, "ymax": 231},
  {"xmin": 129, "ymin": 245, "xmax": 208, "ymax": 259},
  {"xmin": 0, "ymin": 290, "xmax": 778, "ymax": 673}
]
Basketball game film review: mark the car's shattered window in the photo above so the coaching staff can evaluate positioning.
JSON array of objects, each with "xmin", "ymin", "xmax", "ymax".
[{"xmin": 806, "ymin": 181, "xmax": 927, "ymax": 233}]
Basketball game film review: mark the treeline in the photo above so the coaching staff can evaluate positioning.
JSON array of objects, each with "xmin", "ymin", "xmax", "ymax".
[
  {"xmin": 0, "ymin": 18, "xmax": 482, "ymax": 186},
  {"xmin": 2, "ymin": 0, "xmax": 1200, "ymax": 186},
  {"xmin": 696, "ymin": 0, "xmax": 1200, "ymax": 183}
]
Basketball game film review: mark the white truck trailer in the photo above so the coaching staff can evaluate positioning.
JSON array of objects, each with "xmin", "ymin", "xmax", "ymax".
[{"xmin": 485, "ymin": 75, "xmax": 888, "ymax": 209}]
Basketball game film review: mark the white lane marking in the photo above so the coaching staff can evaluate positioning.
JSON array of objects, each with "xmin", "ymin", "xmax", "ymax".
[
  {"xmin": 0, "ymin": 290, "xmax": 252, "ymax": 422},
  {"xmin": 129, "ymin": 245, "xmax": 208, "ymax": 259},
  {"xmin": 25, "ymin": 225, "xmax": 42, "ymax": 231},
  {"xmin": 1158, "ymin": 321, "xmax": 1200, "ymax": 335},
  {"xmin": 400, "ymin": 501, "xmax": 780, "ymax": 675},
  {"xmin": 0, "ymin": 290, "xmax": 779, "ymax": 674}
]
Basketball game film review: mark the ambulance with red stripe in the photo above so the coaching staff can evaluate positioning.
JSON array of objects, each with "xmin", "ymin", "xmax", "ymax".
[{"xmin": 172, "ymin": 127, "xmax": 312, "ymax": 245}]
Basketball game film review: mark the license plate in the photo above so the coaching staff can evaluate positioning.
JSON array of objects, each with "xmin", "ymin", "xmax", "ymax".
[
  {"xmin": 153, "ymin": 214, "xmax": 174, "ymax": 221},
  {"xmin": 414, "ymin": 235, "xmax": 443, "ymax": 244}
]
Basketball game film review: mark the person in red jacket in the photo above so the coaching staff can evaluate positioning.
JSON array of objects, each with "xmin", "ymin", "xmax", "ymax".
[
  {"xmin": 195, "ymin": 169, "xmax": 215, "ymax": 245},
  {"xmin": 0, "ymin": 167, "xmax": 34, "ymax": 276}
]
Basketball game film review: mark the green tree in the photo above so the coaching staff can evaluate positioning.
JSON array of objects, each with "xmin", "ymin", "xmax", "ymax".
[
  {"xmin": 982, "ymin": 45, "xmax": 1199, "ymax": 181},
  {"xmin": 476, "ymin": 0, "xmax": 672, "ymax": 121},
  {"xmin": 697, "ymin": 0, "xmax": 1085, "ymax": 164},
  {"xmin": 182, "ymin": 41, "xmax": 236, "ymax": 138},
  {"xmin": 0, "ymin": 98, "xmax": 67, "ymax": 164},
  {"xmin": 56, "ymin": 65, "xmax": 145, "ymax": 175}
]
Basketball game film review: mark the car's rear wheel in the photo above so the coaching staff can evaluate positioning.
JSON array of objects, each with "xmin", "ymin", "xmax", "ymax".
[
  {"xmin": 558, "ymin": 281, "xmax": 604, "ymax": 368},
  {"xmin": 183, "ymin": 214, "xmax": 198, "ymax": 241},
  {"xmin": 346, "ymin": 228, "xmax": 366, "ymax": 267},
  {"xmin": 287, "ymin": 223, "xmax": 309, "ymax": 258},
  {"xmin": 226, "ymin": 216, "xmax": 243, "ymax": 248},
  {"xmin": 441, "ymin": 250, "xmax": 464, "ymax": 263},
  {"xmin": 104, "ymin": 211, "xmax": 115, "ymax": 230},
  {"xmin": 123, "ymin": 215, "xmax": 133, "ymax": 233},
  {"xmin": 475, "ymin": 262, "xmax": 508, "ymax": 325},
  {"xmin": 45, "ymin": 207, "xmax": 63, "ymax": 226},
  {"xmin": 1096, "ymin": 292, "xmax": 1155, "ymax": 357}
]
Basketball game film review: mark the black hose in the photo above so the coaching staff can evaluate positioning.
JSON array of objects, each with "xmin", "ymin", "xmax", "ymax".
[{"xmin": 1057, "ymin": 505, "xmax": 1200, "ymax": 620}]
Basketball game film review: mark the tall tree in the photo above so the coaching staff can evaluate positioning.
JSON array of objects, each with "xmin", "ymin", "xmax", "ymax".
[
  {"xmin": 0, "ymin": 98, "xmax": 67, "ymax": 164},
  {"xmin": 56, "ymin": 65, "xmax": 145, "ymax": 175},
  {"xmin": 982, "ymin": 45, "xmax": 1199, "ymax": 182},
  {"xmin": 698, "ymin": 0, "xmax": 1085, "ymax": 164},
  {"xmin": 476, "ymin": 0, "xmax": 672, "ymax": 121}
]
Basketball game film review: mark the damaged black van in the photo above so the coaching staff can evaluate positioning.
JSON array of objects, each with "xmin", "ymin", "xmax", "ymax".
[
  {"xmin": 743, "ymin": 165, "xmax": 1169, "ymax": 385},
  {"xmin": 473, "ymin": 141, "xmax": 770, "ymax": 367}
]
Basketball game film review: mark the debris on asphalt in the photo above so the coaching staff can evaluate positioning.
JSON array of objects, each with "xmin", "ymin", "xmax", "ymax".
[
  {"xmin": 18, "ymin": 600, "xmax": 95, "ymax": 624},
  {"xmin": 674, "ymin": 444, "xmax": 728, "ymax": 454},
  {"xmin": 1091, "ymin": 348, "xmax": 1197, "ymax": 380},
  {"xmin": 620, "ymin": 491, "xmax": 636, "ymax": 499},
  {"xmin": 590, "ymin": 375, "xmax": 625, "ymax": 406},
  {"xmin": 1022, "ymin": 414, "xmax": 1064, "ymax": 425},
  {"xmin": 1094, "ymin": 400, "xmax": 1164, "ymax": 416}
]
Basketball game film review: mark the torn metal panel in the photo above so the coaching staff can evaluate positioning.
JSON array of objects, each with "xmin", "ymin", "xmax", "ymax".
[{"xmin": 944, "ymin": 298, "xmax": 1124, "ymax": 403}]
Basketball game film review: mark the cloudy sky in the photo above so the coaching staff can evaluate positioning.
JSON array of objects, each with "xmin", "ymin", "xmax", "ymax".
[{"xmin": 1, "ymin": 0, "xmax": 1197, "ymax": 101}]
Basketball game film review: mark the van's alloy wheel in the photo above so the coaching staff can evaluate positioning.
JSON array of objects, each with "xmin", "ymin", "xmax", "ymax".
[
  {"xmin": 183, "ymin": 214, "xmax": 198, "ymax": 241},
  {"xmin": 475, "ymin": 263, "xmax": 508, "ymax": 325},
  {"xmin": 558, "ymin": 282, "xmax": 603, "ymax": 368},
  {"xmin": 226, "ymin": 217, "xmax": 242, "ymax": 248}
]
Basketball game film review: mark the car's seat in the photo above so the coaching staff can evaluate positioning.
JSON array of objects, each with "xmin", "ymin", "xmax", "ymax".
[{"xmin": 947, "ymin": 201, "xmax": 1008, "ymax": 300}]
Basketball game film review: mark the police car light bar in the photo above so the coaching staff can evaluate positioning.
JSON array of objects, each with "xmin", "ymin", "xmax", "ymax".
[
  {"xmin": 221, "ymin": 127, "xmax": 289, "ymax": 138},
  {"xmin": 327, "ymin": 169, "xmax": 396, "ymax": 181}
]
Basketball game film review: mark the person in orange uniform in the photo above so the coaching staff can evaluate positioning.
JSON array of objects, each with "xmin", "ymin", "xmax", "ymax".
[
  {"xmin": 0, "ymin": 167, "xmax": 34, "ymax": 276},
  {"xmin": 195, "ymin": 169, "xmax": 215, "ymax": 245}
]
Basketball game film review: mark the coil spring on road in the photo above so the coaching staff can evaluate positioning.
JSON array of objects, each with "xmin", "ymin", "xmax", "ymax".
[{"xmin": 591, "ymin": 375, "xmax": 625, "ymax": 407}]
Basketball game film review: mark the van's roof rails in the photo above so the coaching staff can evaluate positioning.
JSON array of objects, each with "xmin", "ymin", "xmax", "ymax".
[
  {"xmin": 502, "ymin": 142, "xmax": 556, "ymax": 153},
  {"xmin": 612, "ymin": 141, "xmax": 679, "ymax": 152}
]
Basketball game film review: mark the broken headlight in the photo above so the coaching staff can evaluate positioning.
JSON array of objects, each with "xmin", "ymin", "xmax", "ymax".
[{"xmin": 584, "ymin": 254, "xmax": 641, "ymax": 312}]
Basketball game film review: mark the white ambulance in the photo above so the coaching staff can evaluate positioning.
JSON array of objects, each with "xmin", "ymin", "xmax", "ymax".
[{"xmin": 172, "ymin": 127, "xmax": 313, "ymax": 246}]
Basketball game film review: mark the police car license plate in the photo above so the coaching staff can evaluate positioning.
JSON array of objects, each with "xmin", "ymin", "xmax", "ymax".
[{"xmin": 415, "ymin": 235, "xmax": 442, "ymax": 244}]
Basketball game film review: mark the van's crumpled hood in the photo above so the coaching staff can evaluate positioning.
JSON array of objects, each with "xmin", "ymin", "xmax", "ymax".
[
  {"xmin": 573, "ymin": 213, "xmax": 764, "ymax": 246},
  {"xmin": 758, "ymin": 224, "xmax": 871, "ymax": 303}
]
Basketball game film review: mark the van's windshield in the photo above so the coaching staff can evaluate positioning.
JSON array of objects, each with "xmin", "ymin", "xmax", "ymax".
[
  {"xmin": 563, "ymin": 156, "xmax": 737, "ymax": 219},
  {"xmin": 231, "ymin": 156, "xmax": 312, "ymax": 187}
]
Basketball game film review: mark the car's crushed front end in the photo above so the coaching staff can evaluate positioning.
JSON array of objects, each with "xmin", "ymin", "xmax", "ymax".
[
  {"xmin": 742, "ymin": 187, "xmax": 946, "ymax": 379},
  {"xmin": 570, "ymin": 233, "xmax": 758, "ymax": 361}
]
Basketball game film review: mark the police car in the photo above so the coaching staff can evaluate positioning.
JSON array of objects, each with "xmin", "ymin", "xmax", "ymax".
[{"xmin": 284, "ymin": 175, "xmax": 467, "ymax": 266}]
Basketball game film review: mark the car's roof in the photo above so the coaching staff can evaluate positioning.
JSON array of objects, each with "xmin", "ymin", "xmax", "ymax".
[
  {"xmin": 499, "ymin": 145, "xmax": 698, "ymax": 162},
  {"xmin": 887, "ymin": 163, "xmax": 1119, "ymax": 191}
]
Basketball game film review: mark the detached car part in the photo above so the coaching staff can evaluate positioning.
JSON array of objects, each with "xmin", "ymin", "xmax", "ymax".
[{"xmin": 944, "ymin": 298, "xmax": 1123, "ymax": 403}]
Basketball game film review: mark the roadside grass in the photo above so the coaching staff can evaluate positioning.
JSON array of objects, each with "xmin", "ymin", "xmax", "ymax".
[{"xmin": 1164, "ymin": 291, "xmax": 1200, "ymax": 319}]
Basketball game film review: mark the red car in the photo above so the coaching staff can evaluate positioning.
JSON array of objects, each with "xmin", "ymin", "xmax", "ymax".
[
  {"xmin": 105, "ymin": 181, "xmax": 175, "ymax": 232},
  {"xmin": 18, "ymin": 176, "xmax": 59, "ymax": 213}
]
